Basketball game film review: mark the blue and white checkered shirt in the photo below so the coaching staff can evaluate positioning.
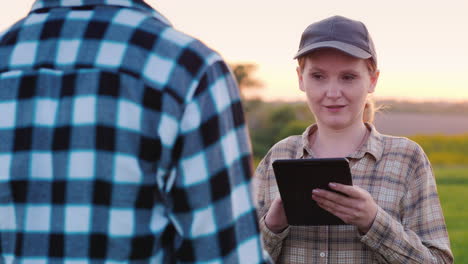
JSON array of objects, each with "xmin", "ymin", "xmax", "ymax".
[{"xmin": 0, "ymin": 1, "xmax": 268, "ymax": 263}]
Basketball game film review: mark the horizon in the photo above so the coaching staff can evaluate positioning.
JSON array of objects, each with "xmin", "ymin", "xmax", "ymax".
[
  {"xmin": 242, "ymin": 87, "xmax": 468, "ymax": 103},
  {"xmin": 2, "ymin": 1, "xmax": 468, "ymax": 102},
  {"xmin": 243, "ymin": 94, "xmax": 468, "ymax": 104}
]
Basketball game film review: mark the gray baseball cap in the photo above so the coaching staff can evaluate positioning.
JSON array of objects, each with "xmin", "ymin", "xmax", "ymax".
[{"xmin": 293, "ymin": 16, "xmax": 377, "ymax": 65}]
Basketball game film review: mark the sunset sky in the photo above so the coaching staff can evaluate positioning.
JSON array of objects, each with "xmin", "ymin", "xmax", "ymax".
[{"xmin": 2, "ymin": 0, "xmax": 467, "ymax": 102}]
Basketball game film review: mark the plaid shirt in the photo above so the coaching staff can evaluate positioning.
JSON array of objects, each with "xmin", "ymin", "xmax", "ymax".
[
  {"xmin": 0, "ymin": 1, "xmax": 268, "ymax": 263},
  {"xmin": 254, "ymin": 123, "xmax": 453, "ymax": 263}
]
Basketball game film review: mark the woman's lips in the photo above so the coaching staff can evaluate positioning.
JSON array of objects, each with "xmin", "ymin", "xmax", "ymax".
[{"xmin": 324, "ymin": 105, "xmax": 346, "ymax": 112}]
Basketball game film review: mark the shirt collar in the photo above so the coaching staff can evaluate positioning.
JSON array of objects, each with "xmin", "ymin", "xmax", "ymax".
[
  {"xmin": 298, "ymin": 123, "xmax": 384, "ymax": 161},
  {"xmin": 30, "ymin": 0, "xmax": 172, "ymax": 26},
  {"xmin": 298, "ymin": 124, "xmax": 317, "ymax": 159}
]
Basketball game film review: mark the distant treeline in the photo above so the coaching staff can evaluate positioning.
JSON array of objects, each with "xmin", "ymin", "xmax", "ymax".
[
  {"xmin": 377, "ymin": 99, "xmax": 468, "ymax": 115},
  {"xmin": 244, "ymin": 99, "xmax": 313, "ymax": 162},
  {"xmin": 244, "ymin": 99, "xmax": 468, "ymax": 166}
]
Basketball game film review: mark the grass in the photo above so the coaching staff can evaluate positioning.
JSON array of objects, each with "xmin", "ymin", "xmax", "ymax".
[{"xmin": 435, "ymin": 166, "xmax": 468, "ymax": 263}]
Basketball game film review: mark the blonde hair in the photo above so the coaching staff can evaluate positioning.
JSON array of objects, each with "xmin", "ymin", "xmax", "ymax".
[
  {"xmin": 297, "ymin": 52, "xmax": 378, "ymax": 123},
  {"xmin": 363, "ymin": 98, "xmax": 376, "ymax": 123}
]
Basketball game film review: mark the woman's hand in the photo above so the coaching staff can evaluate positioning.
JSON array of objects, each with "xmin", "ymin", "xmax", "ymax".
[
  {"xmin": 264, "ymin": 196, "xmax": 289, "ymax": 234},
  {"xmin": 312, "ymin": 183, "xmax": 378, "ymax": 234}
]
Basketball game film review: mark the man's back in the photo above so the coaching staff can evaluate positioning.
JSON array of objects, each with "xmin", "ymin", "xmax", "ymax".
[{"xmin": 0, "ymin": 1, "xmax": 266, "ymax": 262}]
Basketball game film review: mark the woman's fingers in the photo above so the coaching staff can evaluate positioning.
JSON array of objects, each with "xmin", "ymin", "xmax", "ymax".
[
  {"xmin": 312, "ymin": 185, "xmax": 378, "ymax": 231},
  {"xmin": 315, "ymin": 198, "xmax": 351, "ymax": 215},
  {"xmin": 328, "ymin": 182, "xmax": 363, "ymax": 198},
  {"xmin": 312, "ymin": 188, "xmax": 353, "ymax": 208},
  {"xmin": 265, "ymin": 196, "xmax": 289, "ymax": 233}
]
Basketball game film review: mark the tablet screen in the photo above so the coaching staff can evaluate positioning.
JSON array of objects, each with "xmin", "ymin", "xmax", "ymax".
[{"xmin": 272, "ymin": 158, "xmax": 352, "ymax": 226}]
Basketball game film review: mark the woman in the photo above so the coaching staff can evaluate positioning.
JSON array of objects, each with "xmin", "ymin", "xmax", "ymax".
[{"xmin": 254, "ymin": 16, "xmax": 453, "ymax": 263}]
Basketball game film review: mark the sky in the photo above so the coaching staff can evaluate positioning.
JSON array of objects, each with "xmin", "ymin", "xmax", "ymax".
[{"xmin": 2, "ymin": 0, "xmax": 468, "ymax": 102}]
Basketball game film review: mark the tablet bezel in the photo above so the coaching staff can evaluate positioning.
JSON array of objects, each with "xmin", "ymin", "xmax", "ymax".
[{"xmin": 272, "ymin": 158, "xmax": 353, "ymax": 226}]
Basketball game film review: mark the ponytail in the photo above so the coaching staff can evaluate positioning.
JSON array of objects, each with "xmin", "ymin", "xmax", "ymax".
[{"xmin": 363, "ymin": 98, "xmax": 375, "ymax": 123}]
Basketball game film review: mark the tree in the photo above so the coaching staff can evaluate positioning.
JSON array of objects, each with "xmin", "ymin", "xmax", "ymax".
[{"xmin": 229, "ymin": 63, "xmax": 263, "ymax": 98}]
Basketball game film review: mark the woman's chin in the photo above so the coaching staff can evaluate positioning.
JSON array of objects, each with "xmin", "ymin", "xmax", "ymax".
[{"xmin": 319, "ymin": 117, "xmax": 350, "ymax": 130}]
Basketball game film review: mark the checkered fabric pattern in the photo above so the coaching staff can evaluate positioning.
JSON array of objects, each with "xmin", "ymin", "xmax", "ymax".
[
  {"xmin": 254, "ymin": 123, "xmax": 453, "ymax": 263},
  {"xmin": 0, "ymin": 0, "xmax": 269, "ymax": 263}
]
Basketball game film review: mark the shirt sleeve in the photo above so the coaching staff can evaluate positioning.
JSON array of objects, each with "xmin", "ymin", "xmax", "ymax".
[
  {"xmin": 360, "ymin": 144, "xmax": 453, "ymax": 263},
  {"xmin": 254, "ymin": 151, "xmax": 289, "ymax": 262},
  {"xmin": 166, "ymin": 55, "xmax": 269, "ymax": 263}
]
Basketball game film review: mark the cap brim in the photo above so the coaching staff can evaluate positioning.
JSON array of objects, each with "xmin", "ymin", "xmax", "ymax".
[{"xmin": 293, "ymin": 41, "xmax": 372, "ymax": 60}]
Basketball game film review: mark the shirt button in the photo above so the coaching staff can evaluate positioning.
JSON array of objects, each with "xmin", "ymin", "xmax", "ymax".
[{"xmin": 320, "ymin": 252, "xmax": 326, "ymax": 257}]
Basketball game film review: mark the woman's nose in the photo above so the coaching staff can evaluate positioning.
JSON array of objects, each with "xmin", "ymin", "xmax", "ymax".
[{"xmin": 325, "ymin": 83, "xmax": 342, "ymax": 98}]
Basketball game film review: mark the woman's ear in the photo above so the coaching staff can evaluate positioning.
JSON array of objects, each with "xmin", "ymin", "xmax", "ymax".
[
  {"xmin": 297, "ymin": 66, "xmax": 305, "ymax": 92},
  {"xmin": 368, "ymin": 70, "xmax": 380, "ymax": 94}
]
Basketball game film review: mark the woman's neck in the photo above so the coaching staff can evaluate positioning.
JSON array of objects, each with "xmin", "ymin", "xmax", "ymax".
[{"xmin": 310, "ymin": 122, "xmax": 368, "ymax": 158}]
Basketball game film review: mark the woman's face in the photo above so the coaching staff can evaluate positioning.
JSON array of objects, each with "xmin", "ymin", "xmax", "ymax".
[{"xmin": 297, "ymin": 49, "xmax": 379, "ymax": 131}]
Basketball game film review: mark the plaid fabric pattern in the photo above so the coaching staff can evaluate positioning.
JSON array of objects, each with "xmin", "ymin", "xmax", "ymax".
[
  {"xmin": 0, "ymin": 1, "xmax": 268, "ymax": 263},
  {"xmin": 254, "ymin": 123, "xmax": 453, "ymax": 263}
]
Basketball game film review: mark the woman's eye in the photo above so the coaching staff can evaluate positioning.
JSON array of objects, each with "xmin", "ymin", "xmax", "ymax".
[
  {"xmin": 311, "ymin": 73, "xmax": 324, "ymax": 80},
  {"xmin": 342, "ymin": 74, "xmax": 356, "ymax": 81}
]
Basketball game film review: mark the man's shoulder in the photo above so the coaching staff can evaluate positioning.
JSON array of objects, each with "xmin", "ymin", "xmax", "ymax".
[{"xmin": 136, "ymin": 15, "xmax": 218, "ymax": 60}]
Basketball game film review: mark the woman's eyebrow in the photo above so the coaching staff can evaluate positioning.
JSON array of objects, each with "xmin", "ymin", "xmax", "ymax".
[{"xmin": 306, "ymin": 66, "xmax": 325, "ymax": 72}]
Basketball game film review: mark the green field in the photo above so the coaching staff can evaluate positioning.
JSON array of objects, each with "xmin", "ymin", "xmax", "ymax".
[{"xmin": 435, "ymin": 166, "xmax": 468, "ymax": 263}]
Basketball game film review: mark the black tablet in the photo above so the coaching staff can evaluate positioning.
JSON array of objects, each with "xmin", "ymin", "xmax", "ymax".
[{"xmin": 272, "ymin": 158, "xmax": 353, "ymax": 226}]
